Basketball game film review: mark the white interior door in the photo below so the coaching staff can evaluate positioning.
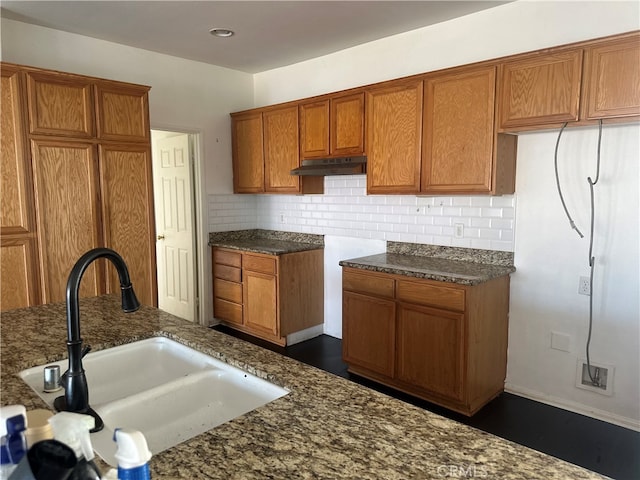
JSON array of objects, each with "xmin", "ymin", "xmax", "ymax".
[{"xmin": 153, "ymin": 133, "xmax": 196, "ymax": 321}]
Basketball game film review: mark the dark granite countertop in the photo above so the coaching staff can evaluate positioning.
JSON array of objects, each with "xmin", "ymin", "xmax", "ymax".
[
  {"xmin": 0, "ymin": 296, "xmax": 604, "ymax": 479},
  {"xmin": 209, "ymin": 229, "xmax": 323, "ymax": 255},
  {"xmin": 340, "ymin": 243, "xmax": 515, "ymax": 285}
]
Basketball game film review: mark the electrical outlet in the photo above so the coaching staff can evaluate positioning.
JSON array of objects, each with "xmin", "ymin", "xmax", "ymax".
[
  {"xmin": 279, "ymin": 213, "xmax": 286, "ymax": 224},
  {"xmin": 454, "ymin": 223, "xmax": 464, "ymax": 239},
  {"xmin": 575, "ymin": 359, "xmax": 614, "ymax": 395},
  {"xmin": 578, "ymin": 276, "xmax": 591, "ymax": 296}
]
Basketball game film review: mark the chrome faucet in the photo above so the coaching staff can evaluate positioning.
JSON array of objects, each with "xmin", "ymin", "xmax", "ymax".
[{"xmin": 53, "ymin": 248, "xmax": 140, "ymax": 432}]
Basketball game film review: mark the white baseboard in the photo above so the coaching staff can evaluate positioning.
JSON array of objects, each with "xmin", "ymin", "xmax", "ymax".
[
  {"xmin": 286, "ymin": 324, "xmax": 324, "ymax": 346},
  {"xmin": 505, "ymin": 382, "xmax": 640, "ymax": 432}
]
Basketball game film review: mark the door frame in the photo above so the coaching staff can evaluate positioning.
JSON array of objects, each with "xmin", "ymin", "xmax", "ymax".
[{"xmin": 150, "ymin": 124, "xmax": 207, "ymax": 325}]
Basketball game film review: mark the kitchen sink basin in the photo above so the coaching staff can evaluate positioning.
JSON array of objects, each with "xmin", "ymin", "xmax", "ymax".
[{"xmin": 19, "ymin": 337, "xmax": 289, "ymax": 466}]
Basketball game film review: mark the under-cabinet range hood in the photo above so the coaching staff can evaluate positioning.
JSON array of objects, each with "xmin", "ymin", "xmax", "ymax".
[{"xmin": 290, "ymin": 156, "xmax": 366, "ymax": 176}]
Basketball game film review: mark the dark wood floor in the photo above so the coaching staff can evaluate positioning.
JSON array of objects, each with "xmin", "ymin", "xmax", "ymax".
[{"xmin": 212, "ymin": 326, "xmax": 640, "ymax": 480}]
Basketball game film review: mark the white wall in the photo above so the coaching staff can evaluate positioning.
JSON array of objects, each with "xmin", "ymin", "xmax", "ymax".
[
  {"xmin": 252, "ymin": 1, "xmax": 640, "ymax": 429},
  {"xmin": 1, "ymin": 18, "xmax": 255, "ymax": 325}
]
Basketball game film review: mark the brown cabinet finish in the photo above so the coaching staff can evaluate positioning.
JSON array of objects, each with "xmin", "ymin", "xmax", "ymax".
[
  {"xmin": 263, "ymin": 105, "xmax": 301, "ymax": 193},
  {"xmin": 1, "ymin": 62, "xmax": 156, "ymax": 310},
  {"xmin": 342, "ymin": 267, "xmax": 510, "ymax": 415},
  {"xmin": 31, "ymin": 140, "xmax": 103, "ymax": 303},
  {"xmin": 423, "ymin": 65, "xmax": 511, "ymax": 194},
  {"xmin": 396, "ymin": 303, "xmax": 465, "ymax": 401},
  {"xmin": 343, "ymin": 291, "xmax": 396, "ymax": 377},
  {"xmin": 95, "ymin": 82, "xmax": 150, "ymax": 142},
  {"xmin": 212, "ymin": 247, "xmax": 324, "ymax": 345},
  {"xmin": 366, "ymin": 80, "xmax": 423, "ymax": 194},
  {"xmin": 232, "ymin": 111, "xmax": 265, "ymax": 193},
  {"xmin": 498, "ymin": 50, "xmax": 583, "ymax": 129},
  {"xmin": 26, "ymin": 71, "xmax": 95, "ymax": 138},
  {"xmin": 99, "ymin": 144, "xmax": 157, "ymax": 306},
  {"xmin": 299, "ymin": 100, "xmax": 330, "ymax": 158},
  {"xmin": 0, "ymin": 238, "xmax": 40, "ymax": 311},
  {"xmin": 300, "ymin": 92, "xmax": 365, "ymax": 159},
  {"xmin": 331, "ymin": 92, "xmax": 365, "ymax": 156},
  {"xmin": 582, "ymin": 34, "xmax": 640, "ymax": 120}
]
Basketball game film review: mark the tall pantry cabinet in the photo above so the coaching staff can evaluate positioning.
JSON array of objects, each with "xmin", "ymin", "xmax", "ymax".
[{"xmin": 0, "ymin": 63, "xmax": 156, "ymax": 311}]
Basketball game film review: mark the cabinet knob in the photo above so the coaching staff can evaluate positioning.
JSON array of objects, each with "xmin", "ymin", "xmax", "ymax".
[{"xmin": 157, "ymin": 235, "xmax": 165, "ymax": 240}]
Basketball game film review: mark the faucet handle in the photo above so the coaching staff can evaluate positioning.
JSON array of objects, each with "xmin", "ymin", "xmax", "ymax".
[{"xmin": 81, "ymin": 345, "xmax": 92, "ymax": 358}]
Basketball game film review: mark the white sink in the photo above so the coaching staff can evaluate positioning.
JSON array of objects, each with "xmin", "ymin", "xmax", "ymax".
[{"xmin": 20, "ymin": 337, "xmax": 288, "ymax": 466}]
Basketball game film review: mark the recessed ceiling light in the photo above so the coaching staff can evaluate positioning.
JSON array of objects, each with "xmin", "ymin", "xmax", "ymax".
[{"xmin": 209, "ymin": 28, "xmax": 234, "ymax": 38}]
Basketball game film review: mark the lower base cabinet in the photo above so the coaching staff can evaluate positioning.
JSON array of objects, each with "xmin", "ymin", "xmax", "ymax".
[
  {"xmin": 213, "ymin": 247, "xmax": 324, "ymax": 345},
  {"xmin": 342, "ymin": 267, "xmax": 510, "ymax": 416}
]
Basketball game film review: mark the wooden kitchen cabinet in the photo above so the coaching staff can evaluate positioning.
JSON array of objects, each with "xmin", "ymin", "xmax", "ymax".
[
  {"xmin": 366, "ymin": 80, "xmax": 423, "ymax": 194},
  {"xmin": 263, "ymin": 105, "xmax": 301, "ymax": 193},
  {"xmin": 498, "ymin": 49, "xmax": 583, "ymax": 130},
  {"xmin": 581, "ymin": 33, "xmax": 640, "ymax": 120},
  {"xmin": 26, "ymin": 70, "xmax": 95, "ymax": 138},
  {"xmin": 342, "ymin": 267, "xmax": 510, "ymax": 415},
  {"xmin": 31, "ymin": 139, "xmax": 103, "ymax": 303},
  {"xmin": 299, "ymin": 91, "xmax": 365, "ymax": 159},
  {"xmin": 423, "ymin": 65, "xmax": 516, "ymax": 195},
  {"xmin": 231, "ymin": 107, "xmax": 322, "ymax": 194},
  {"xmin": 0, "ymin": 62, "xmax": 156, "ymax": 310},
  {"xmin": 99, "ymin": 144, "xmax": 157, "ymax": 306},
  {"xmin": 95, "ymin": 82, "xmax": 150, "ymax": 142},
  {"xmin": 212, "ymin": 247, "xmax": 324, "ymax": 345}
]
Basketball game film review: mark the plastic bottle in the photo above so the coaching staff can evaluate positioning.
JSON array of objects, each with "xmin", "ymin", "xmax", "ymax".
[
  {"xmin": 0, "ymin": 405, "xmax": 27, "ymax": 478},
  {"xmin": 113, "ymin": 429, "xmax": 152, "ymax": 480},
  {"xmin": 48, "ymin": 412, "xmax": 101, "ymax": 480}
]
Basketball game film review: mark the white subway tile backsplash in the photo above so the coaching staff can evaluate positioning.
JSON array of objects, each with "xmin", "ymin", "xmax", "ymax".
[{"xmin": 207, "ymin": 190, "xmax": 515, "ymax": 252}]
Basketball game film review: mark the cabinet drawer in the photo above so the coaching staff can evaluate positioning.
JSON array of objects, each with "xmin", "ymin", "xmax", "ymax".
[
  {"xmin": 343, "ymin": 270, "xmax": 394, "ymax": 298},
  {"xmin": 396, "ymin": 280, "xmax": 465, "ymax": 312},
  {"xmin": 214, "ymin": 278, "xmax": 242, "ymax": 304},
  {"xmin": 214, "ymin": 298, "xmax": 242, "ymax": 325},
  {"xmin": 214, "ymin": 264, "xmax": 241, "ymax": 283},
  {"xmin": 243, "ymin": 254, "xmax": 276, "ymax": 275},
  {"xmin": 213, "ymin": 249, "xmax": 242, "ymax": 268}
]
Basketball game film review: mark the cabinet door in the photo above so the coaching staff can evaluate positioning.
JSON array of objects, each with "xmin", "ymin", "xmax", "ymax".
[
  {"xmin": 232, "ymin": 111, "xmax": 265, "ymax": 193},
  {"xmin": 243, "ymin": 270, "xmax": 278, "ymax": 336},
  {"xmin": 342, "ymin": 291, "xmax": 396, "ymax": 377},
  {"xmin": 263, "ymin": 106, "xmax": 300, "ymax": 193},
  {"xmin": 498, "ymin": 50, "xmax": 583, "ymax": 129},
  {"xmin": 95, "ymin": 82, "xmax": 150, "ymax": 142},
  {"xmin": 31, "ymin": 140, "xmax": 103, "ymax": 303},
  {"xmin": 1, "ymin": 65, "xmax": 33, "ymax": 235},
  {"xmin": 366, "ymin": 81, "xmax": 422, "ymax": 194},
  {"xmin": 26, "ymin": 71, "xmax": 94, "ymax": 138},
  {"xmin": 1, "ymin": 238, "xmax": 40, "ymax": 311},
  {"xmin": 331, "ymin": 92, "xmax": 365, "ymax": 156},
  {"xmin": 99, "ymin": 144, "xmax": 157, "ymax": 306},
  {"xmin": 422, "ymin": 66, "xmax": 496, "ymax": 194},
  {"xmin": 582, "ymin": 34, "xmax": 640, "ymax": 120},
  {"xmin": 299, "ymin": 100, "xmax": 329, "ymax": 158},
  {"xmin": 397, "ymin": 303, "xmax": 465, "ymax": 402}
]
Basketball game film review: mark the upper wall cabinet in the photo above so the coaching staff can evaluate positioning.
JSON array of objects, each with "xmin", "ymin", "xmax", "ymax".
[
  {"xmin": 95, "ymin": 82, "xmax": 150, "ymax": 142},
  {"xmin": 581, "ymin": 34, "xmax": 640, "ymax": 120},
  {"xmin": 498, "ymin": 50, "xmax": 583, "ymax": 130},
  {"xmin": 231, "ymin": 106, "xmax": 323, "ymax": 194},
  {"xmin": 26, "ymin": 71, "xmax": 95, "ymax": 138},
  {"xmin": 299, "ymin": 92, "xmax": 365, "ymax": 159},
  {"xmin": 423, "ymin": 65, "xmax": 516, "ymax": 195},
  {"xmin": 232, "ymin": 111, "xmax": 265, "ymax": 193},
  {"xmin": 263, "ymin": 105, "xmax": 300, "ymax": 193},
  {"xmin": 366, "ymin": 80, "xmax": 423, "ymax": 194}
]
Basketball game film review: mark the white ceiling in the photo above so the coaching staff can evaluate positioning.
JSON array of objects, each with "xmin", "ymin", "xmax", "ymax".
[{"xmin": 1, "ymin": 1, "xmax": 510, "ymax": 73}]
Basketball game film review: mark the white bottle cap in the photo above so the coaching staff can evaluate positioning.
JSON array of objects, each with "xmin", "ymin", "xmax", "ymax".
[
  {"xmin": 48, "ymin": 411, "xmax": 96, "ymax": 461},
  {"xmin": 113, "ymin": 429, "xmax": 152, "ymax": 469}
]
